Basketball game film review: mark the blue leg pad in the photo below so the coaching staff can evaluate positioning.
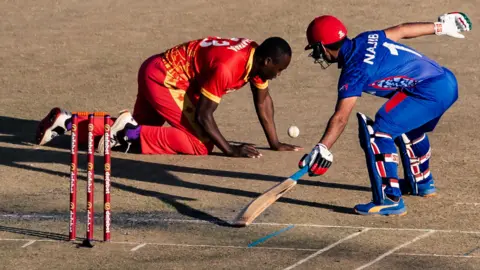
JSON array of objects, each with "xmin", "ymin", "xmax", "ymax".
[
  {"xmin": 395, "ymin": 131, "xmax": 436, "ymax": 196},
  {"xmin": 357, "ymin": 112, "xmax": 401, "ymax": 204}
]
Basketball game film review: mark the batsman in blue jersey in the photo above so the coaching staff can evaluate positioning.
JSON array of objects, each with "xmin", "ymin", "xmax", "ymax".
[{"xmin": 299, "ymin": 13, "xmax": 472, "ymax": 216}]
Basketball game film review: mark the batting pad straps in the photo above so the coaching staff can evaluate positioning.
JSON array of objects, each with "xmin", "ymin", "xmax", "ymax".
[
  {"xmin": 357, "ymin": 112, "xmax": 404, "ymax": 203},
  {"xmin": 415, "ymin": 169, "xmax": 431, "ymax": 182},
  {"xmin": 373, "ymin": 132, "xmax": 399, "ymax": 167},
  {"xmin": 410, "ymin": 148, "xmax": 431, "ymax": 165},
  {"xmin": 375, "ymin": 132, "xmax": 392, "ymax": 139},
  {"xmin": 399, "ymin": 133, "xmax": 432, "ymax": 183},
  {"xmin": 411, "ymin": 133, "xmax": 426, "ymax": 144},
  {"xmin": 375, "ymin": 153, "xmax": 400, "ymax": 164}
]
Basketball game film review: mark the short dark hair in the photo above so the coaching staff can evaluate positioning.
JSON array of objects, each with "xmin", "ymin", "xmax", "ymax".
[
  {"xmin": 324, "ymin": 38, "xmax": 346, "ymax": 50},
  {"xmin": 256, "ymin": 37, "xmax": 292, "ymax": 63}
]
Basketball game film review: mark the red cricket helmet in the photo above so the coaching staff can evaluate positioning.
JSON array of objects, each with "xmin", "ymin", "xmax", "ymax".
[{"xmin": 305, "ymin": 15, "xmax": 347, "ymax": 50}]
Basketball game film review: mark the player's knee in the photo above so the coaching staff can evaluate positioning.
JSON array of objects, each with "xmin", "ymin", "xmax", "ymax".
[{"xmin": 357, "ymin": 113, "xmax": 399, "ymax": 167}]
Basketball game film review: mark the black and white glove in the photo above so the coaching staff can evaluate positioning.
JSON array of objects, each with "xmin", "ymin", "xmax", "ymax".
[
  {"xmin": 434, "ymin": 12, "xmax": 472, "ymax": 38},
  {"xmin": 299, "ymin": 143, "xmax": 333, "ymax": 176}
]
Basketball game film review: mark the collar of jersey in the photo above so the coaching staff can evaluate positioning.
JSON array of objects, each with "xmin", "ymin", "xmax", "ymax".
[
  {"xmin": 338, "ymin": 38, "xmax": 353, "ymax": 69},
  {"xmin": 244, "ymin": 47, "xmax": 256, "ymax": 82}
]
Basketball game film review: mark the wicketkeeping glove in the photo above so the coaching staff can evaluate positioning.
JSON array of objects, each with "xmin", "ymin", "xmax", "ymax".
[
  {"xmin": 435, "ymin": 12, "xmax": 472, "ymax": 38},
  {"xmin": 299, "ymin": 143, "xmax": 333, "ymax": 176}
]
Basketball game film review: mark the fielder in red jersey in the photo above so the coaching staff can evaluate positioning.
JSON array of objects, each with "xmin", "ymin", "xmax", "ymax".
[{"xmin": 36, "ymin": 36, "xmax": 301, "ymax": 157}]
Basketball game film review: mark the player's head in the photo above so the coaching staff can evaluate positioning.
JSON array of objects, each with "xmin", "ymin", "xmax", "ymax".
[
  {"xmin": 254, "ymin": 37, "xmax": 292, "ymax": 81},
  {"xmin": 305, "ymin": 15, "xmax": 347, "ymax": 69}
]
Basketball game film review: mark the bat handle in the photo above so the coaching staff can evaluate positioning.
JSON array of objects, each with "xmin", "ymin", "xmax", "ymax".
[{"xmin": 290, "ymin": 166, "xmax": 309, "ymax": 181}]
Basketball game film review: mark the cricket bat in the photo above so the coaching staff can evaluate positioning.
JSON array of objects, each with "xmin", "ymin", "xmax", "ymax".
[{"xmin": 231, "ymin": 166, "xmax": 309, "ymax": 227}]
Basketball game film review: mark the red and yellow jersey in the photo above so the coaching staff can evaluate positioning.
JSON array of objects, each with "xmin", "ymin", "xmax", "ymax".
[{"xmin": 161, "ymin": 37, "xmax": 268, "ymax": 103}]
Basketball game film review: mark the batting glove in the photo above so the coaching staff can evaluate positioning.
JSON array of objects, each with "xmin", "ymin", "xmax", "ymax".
[
  {"xmin": 299, "ymin": 143, "xmax": 333, "ymax": 176},
  {"xmin": 435, "ymin": 12, "xmax": 472, "ymax": 38}
]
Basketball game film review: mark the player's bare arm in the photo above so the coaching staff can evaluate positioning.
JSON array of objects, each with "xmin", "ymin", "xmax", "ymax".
[
  {"xmin": 251, "ymin": 83, "xmax": 302, "ymax": 151},
  {"xmin": 298, "ymin": 96, "xmax": 356, "ymax": 176},
  {"xmin": 196, "ymin": 95, "xmax": 261, "ymax": 158},
  {"xmin": 319, "ymin": 96, "xmax": 358, "ymax": 149},
  {"xmin": 384, "ymin": 12, "xmax": 472, "ymax": 42},
  {"xmin": 384, "ymin": 23, "xmax": 436, "ymax": 42}
]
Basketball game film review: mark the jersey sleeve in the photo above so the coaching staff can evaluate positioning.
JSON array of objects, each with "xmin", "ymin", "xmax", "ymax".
[
  {"xmin": 337, "ymin": 67, "xmax": 368, "ymax": 99},
  {"xmin": 249, "ymin": 75, "xmax": 268, "ymax": 90},
  {"xmin": 198, "ymin": 64, "xmax": 232, "ymax": 103}
]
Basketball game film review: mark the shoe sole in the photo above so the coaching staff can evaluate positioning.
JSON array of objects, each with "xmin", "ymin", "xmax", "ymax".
[
  {"xmin": 421, "ymin": 192, "xmax": 437, "ymax": 198},
  {"xmin": 36, "ymin": 108, "xmax": 63, "ymax": 145},
  {"xmin": 97, "ymin": 110, "xmax": 133, "ymax": 154},
  {"xmin": 354, "ymin": 208, "xmax": 407, "ymax": 216}
]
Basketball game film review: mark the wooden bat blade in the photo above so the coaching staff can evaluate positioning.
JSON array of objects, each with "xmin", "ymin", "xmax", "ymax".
[
  {"xmin": 231, "ymin": 166, "xmax": 308, "ymax": 227},
  {"xmin": 233, "ymin": 179, "xmax": 297, "ymax": 227}
]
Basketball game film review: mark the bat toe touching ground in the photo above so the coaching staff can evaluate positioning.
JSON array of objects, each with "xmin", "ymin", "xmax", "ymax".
[{"xmin": 231, "ymin": 166, "xmax": 309, "ymax": 227}]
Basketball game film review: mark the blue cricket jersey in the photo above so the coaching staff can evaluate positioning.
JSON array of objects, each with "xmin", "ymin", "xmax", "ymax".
[{"xmin": 337, "ymin": 30, "xmax": 445, "ymax": 99}]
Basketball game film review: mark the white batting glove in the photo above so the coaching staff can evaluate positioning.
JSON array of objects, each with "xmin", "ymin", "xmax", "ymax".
[
  {"xmin": 435, "ymin": 12, "xmax": 472, "ymax": 38},
  {"xmin": 299, "ymin": 143, "xmax": 333, "ymax": 176}
]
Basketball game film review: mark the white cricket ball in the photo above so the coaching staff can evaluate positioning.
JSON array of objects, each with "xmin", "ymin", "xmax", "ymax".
[{"xmin": 288, "ymin": 126, "xmax": 300, "ymax": 138}]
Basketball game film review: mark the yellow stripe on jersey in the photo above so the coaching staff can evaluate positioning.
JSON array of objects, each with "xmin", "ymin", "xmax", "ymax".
[
  {"xmin": 201, "ymin": 88, "xmax": 221, "ymax": 103},
  {"xmin": 243, "ymin": 48, "xmax": 255, "ymax": 82},
  {"xmin": 254, "ymin": 81, "xmax": 269, "ymax": 90},
  {"xmin": 244, "ymin": 47, "xmax": 268, "ymax": 89}
]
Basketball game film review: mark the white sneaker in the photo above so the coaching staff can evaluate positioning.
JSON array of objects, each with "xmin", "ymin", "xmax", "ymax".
[
  {"xmin": 36, "ymin": 107, "xmax": 72, "ymax": 145},
  {"xmin": 97, "ymin": 110, "xmax": 138, "ymax": 154}
]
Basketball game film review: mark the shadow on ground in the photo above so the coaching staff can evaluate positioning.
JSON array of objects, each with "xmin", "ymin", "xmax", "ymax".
[
  {"xmin": 0, "ymin": 115, "xmax": 368, "ymax": 224},
  {"xmin": 0, "ymin": 225, "xmax": 68, "ymax": 241}
]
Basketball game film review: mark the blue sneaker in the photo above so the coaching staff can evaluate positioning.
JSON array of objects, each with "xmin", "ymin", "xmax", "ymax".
[
  {"xmin": 354, "ymin": 197, "xmax": 407, "ymax": 216},
  {"xmin": 399, "ymin": 179, "xmax": 437, "ymax": 197}
]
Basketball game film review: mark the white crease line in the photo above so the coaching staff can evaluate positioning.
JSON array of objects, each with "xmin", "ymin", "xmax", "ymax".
[
  {"xmin": 396, "ymin": 253, "xmax": 480, "ymax": 258},
  {"xmin": 130, "ymin": 243, "xmax": 146, "ymax": 251},
  {"xmin": 0, "ymin": 238, "xmax": 56, "ymax": 242},
  {"xmin": 253, "ymin": 221, "xmax": 432, "ymax": 232},
  {"xmin": 163, "ymin": 219, "xmax": 480, "ymax": 234},
  {"xmin": 455, "ymin": 202, "xmax": 480, "ymax": 206},
  {"xmin": 2, "ymin": 215, "xmax": 480, "ymax": 234},
  {"xmin": 0, "ymin": 238, "xmax": 334, "ymax": 252},
  {"xmin": 21, "ymin": 240, "xmax": 36, "ymax": 248},
  {"xmin": 355, "ymin": 230, "xmax": 436, "ymax": 270},
  {"xmin": 283, "ymin": 229, "xmax": 369, "ymax": 270},
  {"xmin": 0, "ymin": 214, "xmax": 61, "ymax": 219},
  {"xmin": 115, "ymin": 241, "xmax": 317, "ymax": 251},
  {"xmin": 3, "ymin": 235, "xmax": 479, "ymax": 259},
  {"xmin": 0, "ymin": 238, "xmax": 35, "ymax": 241},
  {"xmin": 251, "ymin": 222, "xmax": 478, "ymax": 234},
  {"xmin": 0, "ymin": 238, "xmax": 326, "ymax": 252}
]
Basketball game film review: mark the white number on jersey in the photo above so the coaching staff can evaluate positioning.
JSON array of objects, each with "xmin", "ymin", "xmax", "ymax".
[
  {"xmin": 382, "ymin": 42, "xmax": 422, "ymax": 57},
  {"xmin": 200, "ymin": 37, "xmax": 240, "ymax": 47}
]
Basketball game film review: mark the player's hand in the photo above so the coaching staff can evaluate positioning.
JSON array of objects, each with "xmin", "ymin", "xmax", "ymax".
[
  {"xmin": 298, "ymin": 143, "xmax": 333, "ymax": 176},
  {"xmin": 229, "ymin": 144, "xmax": 262, "ymax": 158},
  {"xmin": 271, "ymin": 142, "xmax": 303, "ymax": 152},
  {"xmin": 435, "ymin": 12, "xmax": 472, "ymax": 38}
]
